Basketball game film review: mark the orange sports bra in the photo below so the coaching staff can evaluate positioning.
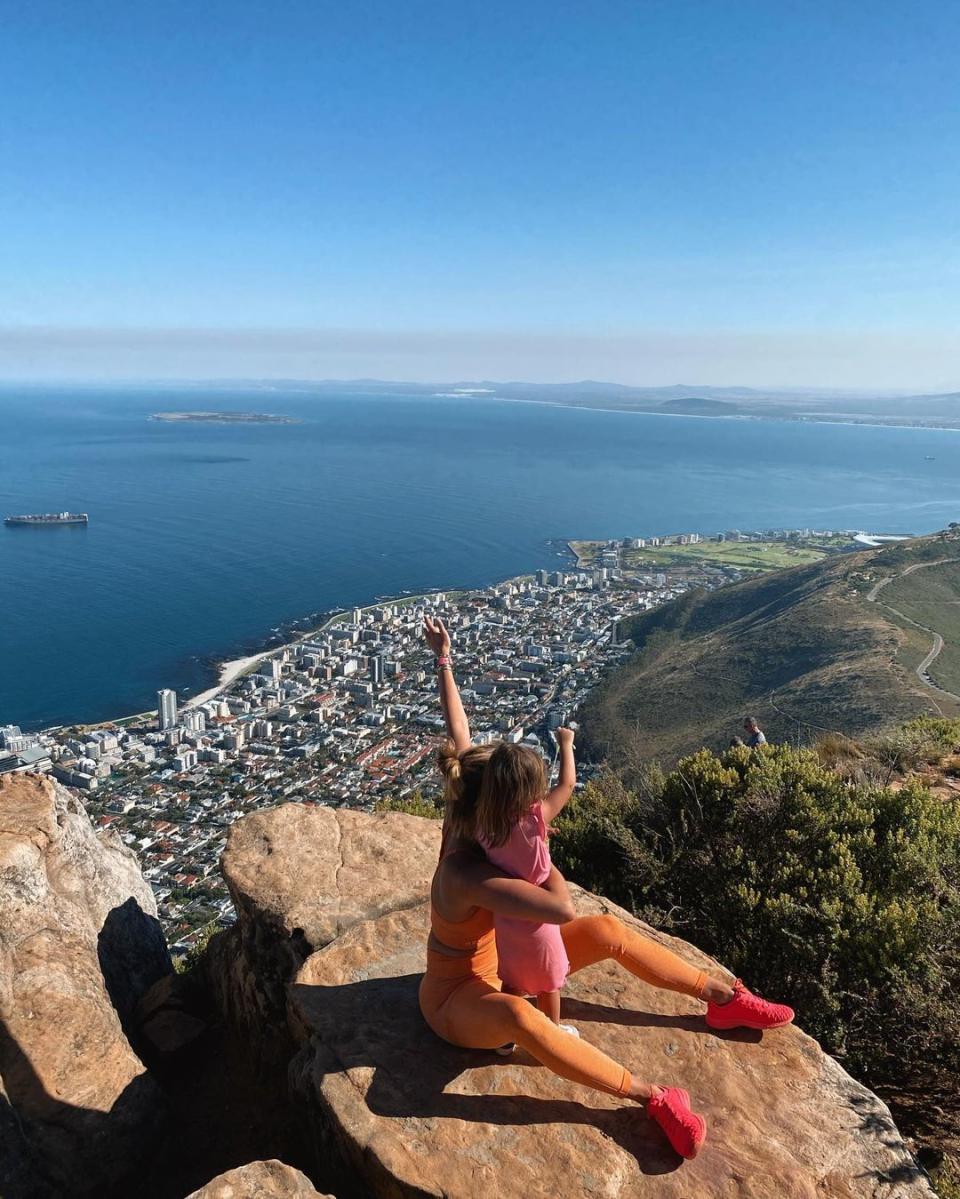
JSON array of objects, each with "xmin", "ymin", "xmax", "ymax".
[{"xmin": 429, "ymin": 896, "xmax": 494, "ymax": 950}]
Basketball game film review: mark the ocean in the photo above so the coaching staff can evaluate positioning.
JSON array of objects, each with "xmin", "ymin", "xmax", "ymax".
[{"xmin": 2, "ymin": 384, "xmax": 958, "ymax": 731}]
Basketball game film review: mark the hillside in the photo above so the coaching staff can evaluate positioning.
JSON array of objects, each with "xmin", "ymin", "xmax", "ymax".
[{"xmin": 581, "ymin": 529, "xmax": 960, "ymax": 765}]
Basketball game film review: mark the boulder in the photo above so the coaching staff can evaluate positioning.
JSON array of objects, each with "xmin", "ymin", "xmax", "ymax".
[
  {"xmin": 185, "ymin": 1159, "xmax": 332, "ymax": 1198},
  {"xmin": 206, "ymin": 804, "xmax": 440, "ymax": 1041},
  {"xmin": 0, "ymin": 773, "xmax": 169, "ymax": 1196},
  {"xmin": 288, "ymin": 887, "xmax": 933, "ymax": 1199}
]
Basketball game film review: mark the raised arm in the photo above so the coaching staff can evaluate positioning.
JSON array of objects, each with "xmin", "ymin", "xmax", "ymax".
[
  {"xmin": 423, "ymin": 614, "xmax": 471, "ymax": 753},
  {"xmin": 542, "ymin": 726, "xmax": 576, "ymax": 822}
]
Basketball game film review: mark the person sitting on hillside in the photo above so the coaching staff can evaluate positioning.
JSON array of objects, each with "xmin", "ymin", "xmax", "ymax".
[
  {"xmin": 419, "ymin": 614, "xmax": 795, "ymax": 1161},
  {"xmin": 743, "ymin": 716, "xmax": 767, "ymax": 747}
]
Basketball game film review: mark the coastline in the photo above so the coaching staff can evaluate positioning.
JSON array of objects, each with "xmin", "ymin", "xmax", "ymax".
[
  {"xmin": 484, "ymin": 393, "xmax": 960, "ymax": 433},
  {"xmin": 185, "ymin": 650, "xmax": 276, "ymax": 708}
]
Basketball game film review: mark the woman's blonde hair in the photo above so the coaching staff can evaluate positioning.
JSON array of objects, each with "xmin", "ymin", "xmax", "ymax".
[{"xmin": 438, "ymin": 738, "xmax": 546, "ymax": 847}]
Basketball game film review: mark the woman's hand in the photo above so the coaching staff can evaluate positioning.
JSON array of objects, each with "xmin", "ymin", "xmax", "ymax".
[{"xmin": 423, "ymin": 614, "xmax": 451, "ymax": 658}]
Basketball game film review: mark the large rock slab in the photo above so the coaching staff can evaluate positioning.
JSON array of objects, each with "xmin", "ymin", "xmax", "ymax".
[
  {"xmin": 185, "ymin": 1159, "xmax": 332, "ymax": 1198},
  {"xmin": 0, "ymin": 773, "xmax": 170, "ymax": 1196},
  {"xmin": 206, "ymin": 804, "xmax": 440, "ymax": 1041},
  {"xmin": 288, "ymin": 888, "xmax": 932, "ymax": 1199}
]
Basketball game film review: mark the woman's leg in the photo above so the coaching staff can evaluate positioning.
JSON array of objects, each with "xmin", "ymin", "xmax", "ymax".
[
  {"xmin": 421, "ymin": 972, "xmax": 710, "ymax": 1157},
  {"xmin": 560, "ymin": 914, "xmax": 721, "ymax": 1001},
  {"xmin": 437, "ymin": 977, "xmax": 645, "ymax": 1099}
]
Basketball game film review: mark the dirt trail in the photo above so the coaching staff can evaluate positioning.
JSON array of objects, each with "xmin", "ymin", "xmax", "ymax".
[{"xmin": 866, "ymin": 558, "xmax": 960, "ymax": 709}]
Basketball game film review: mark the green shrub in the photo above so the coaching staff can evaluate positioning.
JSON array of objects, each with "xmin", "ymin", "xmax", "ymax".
[
  {"xmin": 375, "ymin": 789, "xmax": 443, "ymax": 819},
  {"xmin": 551, "ymin": 740, "xmax": 960, "ymax": 1109},
  {"xmin": 173, "ymin": 921, "xmax": 218, "ymax": 976},
  {"xmin": 868, "ymin": 716, "xmax": 960, "ymax": 774},
  {"xmin": 935, "ymin": 1157, "xmax": 960, "ymax": 1199}
]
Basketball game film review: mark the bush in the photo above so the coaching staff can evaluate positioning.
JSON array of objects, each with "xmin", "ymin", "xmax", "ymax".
[
  {"xmin": 551, "ymin": 740, "xmax": 960, "ymax": 1113},
  {"xmin": 935, "ymin": 1157, "xmax": 960, "ymax": 1199},
  {"xmin": 173, "ymin": 921, "xmax": 218, "ymax": 976},
  {"xmin": 375, "ymin": 789, "xmax": 443, "ymax": 819},
  {"xmin": 867, "ymin": 716, "xmax": 960, "ymax": 775}
]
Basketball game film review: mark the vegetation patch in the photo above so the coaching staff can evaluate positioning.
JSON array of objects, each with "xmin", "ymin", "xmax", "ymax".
[{"xmin": 569, "ymin": 538, "xmax": 830, "ymax": 572}]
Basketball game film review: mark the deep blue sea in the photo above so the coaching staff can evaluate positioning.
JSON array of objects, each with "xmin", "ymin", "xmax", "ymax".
[{"xmin": 2, "ymin": 384, "xmax": 959, "ymax": 730}]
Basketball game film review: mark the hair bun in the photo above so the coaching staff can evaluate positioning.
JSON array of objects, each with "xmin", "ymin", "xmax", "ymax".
[{"xmin": 437, "ymin": 738, "xmax": 462, "ymax": 782}]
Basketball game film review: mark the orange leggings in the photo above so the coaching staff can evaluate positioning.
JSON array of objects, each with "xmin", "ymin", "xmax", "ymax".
[{"xmin": 419, "ymin": 913, "xmax": 708, "ymax": 1098}]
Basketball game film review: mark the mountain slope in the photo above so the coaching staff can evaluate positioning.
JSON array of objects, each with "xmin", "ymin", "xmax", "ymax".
[{"xmin": 581, "ymin": 530, "xmax": 960, "ymax": 765}]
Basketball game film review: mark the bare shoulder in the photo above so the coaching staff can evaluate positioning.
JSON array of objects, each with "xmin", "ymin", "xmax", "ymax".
[{"xmin": 433, "ymin": 845, "xmax": 489, "ymax": 920}]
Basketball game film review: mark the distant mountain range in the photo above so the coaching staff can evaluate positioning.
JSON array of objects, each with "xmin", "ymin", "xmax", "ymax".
[{"xmin": 218, "ymin": 378, "xmax": 960, "ymax": 428}]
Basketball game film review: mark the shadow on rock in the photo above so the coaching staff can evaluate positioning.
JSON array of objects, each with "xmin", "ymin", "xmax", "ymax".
[
  {"xmin": 97, "ymin": 896, "xmax": 172, "ymax": 1034},
  {"xmin": 290, "ymin": 973, "xmax": 684, "ymax": 1185},
  {"xmin": 0, "ymin": 1020, "xmax": 164, "ymax": 1199}
]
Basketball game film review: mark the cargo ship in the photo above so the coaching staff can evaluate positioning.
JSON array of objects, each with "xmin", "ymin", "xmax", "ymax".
[{"xmin": 4, "ymin": 512, "xmax": 89, "ymax": 526}]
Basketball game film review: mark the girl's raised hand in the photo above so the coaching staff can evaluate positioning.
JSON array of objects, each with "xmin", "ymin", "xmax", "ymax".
[{"xmin": 423, "ymin": 614, "xmax": 451, "ymax": 658}]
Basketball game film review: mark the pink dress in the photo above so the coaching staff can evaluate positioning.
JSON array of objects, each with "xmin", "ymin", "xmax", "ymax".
[{"xmin": 479, "ymin": 801, "xmax": 570, "ymax": 994}]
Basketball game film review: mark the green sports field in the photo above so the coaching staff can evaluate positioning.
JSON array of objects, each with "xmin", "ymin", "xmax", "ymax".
[{"xmin": 570, "ymin": 539, "xmax": 828, "ymax": 572}]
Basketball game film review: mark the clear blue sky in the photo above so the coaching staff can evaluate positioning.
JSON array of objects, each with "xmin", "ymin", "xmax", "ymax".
[{"xmin": 2, "ymin": 1, "xmax": 959, "ymax": 386}]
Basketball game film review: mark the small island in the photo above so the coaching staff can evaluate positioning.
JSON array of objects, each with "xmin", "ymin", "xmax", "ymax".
[{"xmin": 150, "ymin": 411, "xmax": 300, "ymax": 424}]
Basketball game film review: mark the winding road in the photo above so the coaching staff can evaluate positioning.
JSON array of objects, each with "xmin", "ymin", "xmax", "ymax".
[{"xmin": 866, "ymin": 558, "xmax": 960, "ymax": 710}]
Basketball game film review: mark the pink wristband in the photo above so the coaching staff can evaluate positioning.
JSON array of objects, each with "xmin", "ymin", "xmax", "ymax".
[{"xmin": 436, "ymin": 655, "xmax": 452, "ymax": 669}]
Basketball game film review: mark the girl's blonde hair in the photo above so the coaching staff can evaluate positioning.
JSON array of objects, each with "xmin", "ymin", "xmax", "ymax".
[{"xmin": 438, "ymin": 738, "xmax": 546, "ymax": 847}]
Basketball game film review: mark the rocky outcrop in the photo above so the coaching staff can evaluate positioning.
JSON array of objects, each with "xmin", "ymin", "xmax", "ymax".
[
  {"xmin": 185, "ymin": 1159, "xmax": 332, "ymax": 1198},
  {"xmin": 0, "ymin": 773, "xmax": 171, "ymax": 1197},
  {"xmin": 205, "ymin": 803, "xmax": 440, "ymax": 1042},
  {"xmin": 288, "ymin": 886, "xmax": 933, "ymax": 1199}
]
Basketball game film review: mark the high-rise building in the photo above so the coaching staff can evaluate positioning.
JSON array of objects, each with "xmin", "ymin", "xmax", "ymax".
[
  {"xmin": 157, "ymin": 689, "xmax": 178, "ymax": 730},
  {"xmin": 370, "ymin": 654, "xmax": 385, "ymax": 685}
]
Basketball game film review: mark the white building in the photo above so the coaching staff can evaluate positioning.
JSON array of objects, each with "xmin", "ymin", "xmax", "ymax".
[
  {"xmin": 157, "ymin": 688, "xmax": 178, "ymax": 730},
  {"xmin": 182, "ymin": 709, "xmax": 206, "ymax": 733}
]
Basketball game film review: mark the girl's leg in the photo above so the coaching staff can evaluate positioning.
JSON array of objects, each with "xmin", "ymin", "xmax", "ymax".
[
  {"xmin": 561, "ymin": 914, "xmax": 728, "ymax": 1001},
  {"xmin": 537, "ymin": 990, "xmax": 561, "ymax": 1024}
]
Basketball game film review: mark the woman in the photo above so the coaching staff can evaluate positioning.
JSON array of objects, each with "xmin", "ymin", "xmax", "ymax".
[{"xmin": 418, "ymin": 614, "xmax": 794, "ymax": 1160}]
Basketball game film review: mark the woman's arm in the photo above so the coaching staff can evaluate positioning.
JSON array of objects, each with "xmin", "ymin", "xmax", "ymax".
[
  {"xmin": 423, "ymin": 614, "xmax": 471, "ymax": 752},
  {"xmin": 542, "ymin": 726, "xmax": 576, "ymax": 822},
  {"xmin": 449, "ymin": 859, "xmax": 575, "ymax": 925}
]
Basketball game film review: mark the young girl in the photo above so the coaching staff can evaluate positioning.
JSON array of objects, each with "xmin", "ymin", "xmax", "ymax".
[{"xmin": 475, "ymin": 729, "xmax": 580, "ymax": 1042}]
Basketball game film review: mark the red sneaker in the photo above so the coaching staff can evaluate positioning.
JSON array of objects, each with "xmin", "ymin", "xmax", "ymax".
[
  {"xmin": 647, "ymin": 1087, "xmax": 706, "ymax": 1159},
  {"xmin": 706, "ymin": 979, "xmax": 794, "ymax": 1031}
]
